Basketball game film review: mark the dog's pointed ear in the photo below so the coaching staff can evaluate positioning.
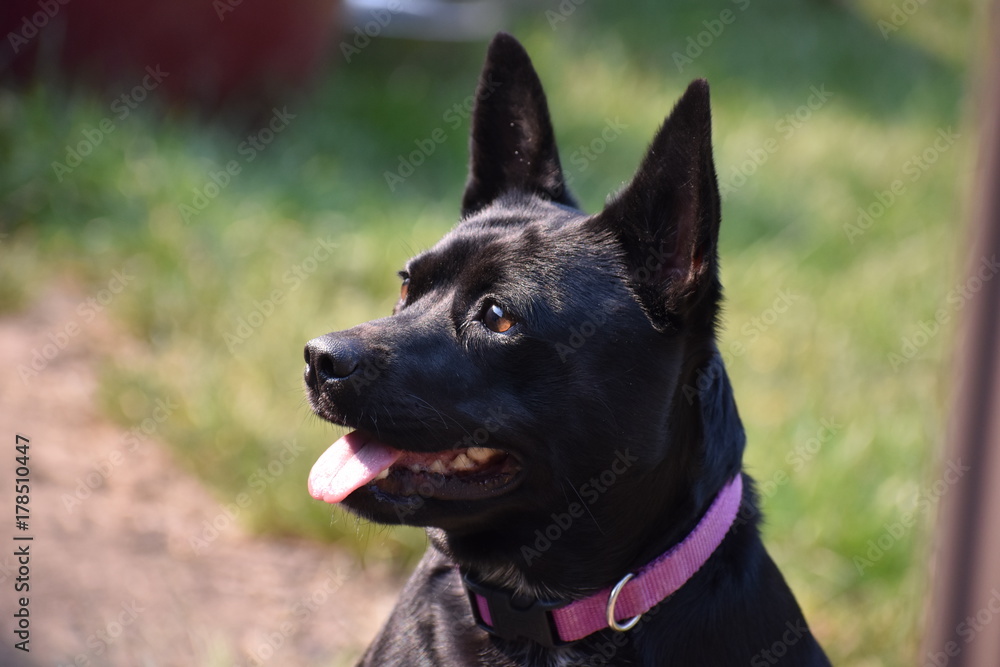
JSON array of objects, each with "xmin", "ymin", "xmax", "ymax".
[
  {"xmin": 589, "ymin": 79, "xmax": 721, "ymax": 332},
  {"xmin": 461, "ymin": 32, "xmax": 576, "ymax": 216}
]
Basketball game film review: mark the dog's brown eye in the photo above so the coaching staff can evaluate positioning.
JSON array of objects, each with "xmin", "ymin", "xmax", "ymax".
[{"xmin": 483, "ymin": 303, "xmax": 515, "ymax": 333}]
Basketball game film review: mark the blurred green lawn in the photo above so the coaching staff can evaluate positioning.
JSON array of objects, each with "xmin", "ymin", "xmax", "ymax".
[{"xmin": 0, "ymin": 0, "xmax": 981, "ymax": 663}]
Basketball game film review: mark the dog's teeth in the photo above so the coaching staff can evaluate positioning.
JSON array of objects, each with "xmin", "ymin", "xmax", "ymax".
[
  {"xmin": 429, "ymin": 460, "xmax": 447, "ymax": 474},
  {"xmin": 450, "ymin": 453, "xmax": 476, "ymax": 471},
  {"xmin": 465, "ymin": 447, "xmax": 494, "ymax": 463},
  {"xmin": 373, "ymin": 469, "xmax": 390, "ymax": 481},
  {"xmin": 409, "ymin": 464, "xmax": 424, "ymax": 473}
]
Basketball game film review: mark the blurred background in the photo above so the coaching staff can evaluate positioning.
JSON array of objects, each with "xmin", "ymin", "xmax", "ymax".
[{"xmin": 0, "ymin": 0, "xmax": 986, "ymax": 665}]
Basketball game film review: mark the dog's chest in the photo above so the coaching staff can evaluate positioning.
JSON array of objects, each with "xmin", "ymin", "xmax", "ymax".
[{"xmin": 485, "ymin": 644, "xmax": 629, "ymax": 667}]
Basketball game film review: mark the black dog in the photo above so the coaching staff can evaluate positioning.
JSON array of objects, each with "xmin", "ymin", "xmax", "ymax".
[{"xmin": 304, "ymin": 32, "xmax": 830, "ymax": 666}]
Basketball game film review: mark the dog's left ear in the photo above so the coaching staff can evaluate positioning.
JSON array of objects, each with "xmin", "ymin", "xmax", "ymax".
[
  {"xmin": 589, "ymin": 79, "xmax": 721, "ymax": 332},
  {"xmin": 461, "ymin": 33, "xmax": 576, "ymax": 216}
]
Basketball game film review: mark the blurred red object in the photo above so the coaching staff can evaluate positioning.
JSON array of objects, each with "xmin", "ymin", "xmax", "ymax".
[{"xmin": 1, "ymin": 0, "xmax": 340, "ymax": 110}]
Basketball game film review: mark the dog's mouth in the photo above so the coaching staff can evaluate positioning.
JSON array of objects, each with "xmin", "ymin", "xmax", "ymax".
[{"xmin": 308, "ymin": 430, "xmax": 522, "ymax": 504}]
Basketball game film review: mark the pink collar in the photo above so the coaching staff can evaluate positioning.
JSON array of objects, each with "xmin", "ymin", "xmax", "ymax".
[{"xmin": 463, "ymin": 474, "xmax": 744, "ymax": 647}]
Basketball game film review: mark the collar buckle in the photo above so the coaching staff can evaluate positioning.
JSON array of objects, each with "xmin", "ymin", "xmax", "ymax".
[{"xmin": 462, "ymin": 572, "xmax": 572, "ymax": 648}]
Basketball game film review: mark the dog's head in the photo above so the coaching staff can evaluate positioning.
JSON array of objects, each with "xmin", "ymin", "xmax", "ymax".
[{"xmin": 304, "ymin": 33, "xmax": 743, "ymax": 583}]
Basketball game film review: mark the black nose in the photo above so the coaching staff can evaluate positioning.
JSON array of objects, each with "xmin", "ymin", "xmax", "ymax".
[{"xmin": 304, "ymin": 335, "xmax": 360, "ymax": 389}]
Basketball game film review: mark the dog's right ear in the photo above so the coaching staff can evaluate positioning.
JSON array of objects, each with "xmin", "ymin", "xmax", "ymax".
[
  {"xmin": 588, "ymin": 79, "xmax": 722, "ymax": 333},
  {"xmin": 461, "ymin": 33, "xmax": 576, "ymax": 216}
]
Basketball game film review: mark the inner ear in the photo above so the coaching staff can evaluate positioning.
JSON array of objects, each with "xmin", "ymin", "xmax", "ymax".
[{"xmin": 460, "ymin": 33, "xmax": 576, "ymax": 216}]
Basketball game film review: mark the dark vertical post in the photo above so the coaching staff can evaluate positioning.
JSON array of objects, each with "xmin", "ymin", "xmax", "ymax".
[{"xmin": 921, "ymin": 1, "xmax": 1000, "ymax": 664}]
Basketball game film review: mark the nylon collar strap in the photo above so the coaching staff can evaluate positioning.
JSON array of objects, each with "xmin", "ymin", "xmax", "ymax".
[{"xmin": 462, "ymin": 474, "xmax": 744, "ymax": 648}]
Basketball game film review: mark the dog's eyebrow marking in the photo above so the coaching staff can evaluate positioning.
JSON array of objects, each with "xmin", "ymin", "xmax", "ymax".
[
  {"xmin": 403, "ymin": 257, "xmax": 423, "ymax": 280},
  {"xmin": 404, "ymin": 251, "xmax": 453, "ymax": 291},
  {"xmin": 400, "ymin": 256, "xmax": 440, "ymax": 302}
]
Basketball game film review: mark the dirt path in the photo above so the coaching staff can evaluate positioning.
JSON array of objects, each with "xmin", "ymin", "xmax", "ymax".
[{"xmin": 0, "ymin": 286, "xmax": 402, "ymax": 667}]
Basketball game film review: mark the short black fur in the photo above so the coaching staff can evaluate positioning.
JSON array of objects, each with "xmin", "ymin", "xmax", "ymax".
[{"xmin": 303, "ymin": 32, "xmax": 830, "ymax": 666}]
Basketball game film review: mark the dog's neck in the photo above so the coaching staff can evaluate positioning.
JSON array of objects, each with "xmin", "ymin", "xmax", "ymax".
[{"xmin": 430, "ymin": 350, "xmax": 747, "ymax": 603}]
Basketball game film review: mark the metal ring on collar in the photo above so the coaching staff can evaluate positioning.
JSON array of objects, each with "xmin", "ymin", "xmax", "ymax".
[{"xmin": 606, "ymin": 572, "xmax": 641, "ymax": 632}]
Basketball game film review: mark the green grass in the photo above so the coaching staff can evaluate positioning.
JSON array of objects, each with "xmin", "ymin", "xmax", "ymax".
[{"xmin": 0, "ymin": 0, "xmax": 982, "ymax": 663}]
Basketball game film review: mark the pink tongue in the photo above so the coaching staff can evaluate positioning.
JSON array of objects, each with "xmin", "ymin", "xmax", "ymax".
[{"xmin": 308, "ymin": 431, "xmax": 402, "ymax": 504}]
